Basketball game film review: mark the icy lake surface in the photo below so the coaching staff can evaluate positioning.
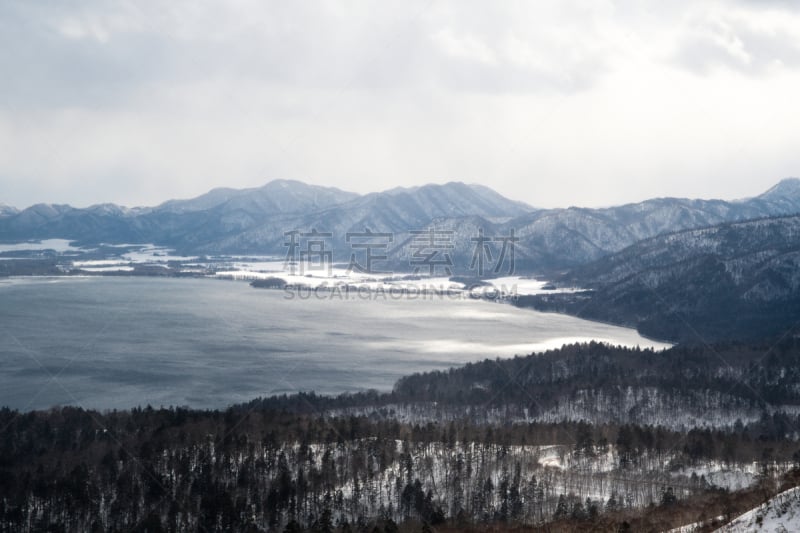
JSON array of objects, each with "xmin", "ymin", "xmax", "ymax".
[{"xmin": 0, "ymin": 277, "xmax": 670, "ymax": 410}]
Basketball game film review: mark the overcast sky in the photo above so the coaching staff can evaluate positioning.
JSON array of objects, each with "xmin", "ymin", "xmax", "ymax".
[{"xmin": 1, "ymin": 0, "xmax": 799, "ymax": 209}]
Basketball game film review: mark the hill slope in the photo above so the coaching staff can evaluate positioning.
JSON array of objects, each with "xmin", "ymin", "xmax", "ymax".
[
  {"xmin": 716, "ymin": 486, "xmax": 800, "ymax": 531},
  {"xmin": 500, "ymin": 178, "xmax": 800, "ymax": 270},
  {"xmin": 525, "ymin": 215, "xmax": 800, "ymax": 342}
]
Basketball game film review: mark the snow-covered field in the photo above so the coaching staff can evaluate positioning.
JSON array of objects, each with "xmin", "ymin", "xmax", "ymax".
[
  {"xmin": 78, "ymin": 265, "xmax": 135, "ymax": 272},
  {"xmin": 0, "ymin": 239, "xmax": 587, "ymax": 302},
  {"xmin": 120, "ymin": 244, "xmax": 197, "ymax": 263},
  {"xmin": 0, "ymin": 238, "xmax": 85, "ymax": 253},
  {"xmin": 670, "ymin": 462, "xmax": 761, "ymax": 492},
  {"xmin": 217, "ymin": 268, "xmax": 591, "ymax": 302},
  {"xmin": 487, "ymin": 276, "xmax": 584, "ymax": 296}
]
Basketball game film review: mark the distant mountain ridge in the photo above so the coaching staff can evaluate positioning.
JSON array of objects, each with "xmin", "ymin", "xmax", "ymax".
[
  {"xmin": 206, "ymin": 181, "xmax": 533, "ymax": 261},
  {"xmin": 2, "ymin": 178, "xmax": 800, "ymax": 274},
  {"xmin": 156, "ymin": 179, "xmax": 359, "ymax": 215},
  {"xmin": 499, "ymin": 178, "xmax": 800, "ymax": 270},
  {"xmin": 0, "ymin": 203, "xmax": 18, "ymax": 217},
  {"xmin": 757, "ymin": 177, "xmax": 800, "ymax": 210}
]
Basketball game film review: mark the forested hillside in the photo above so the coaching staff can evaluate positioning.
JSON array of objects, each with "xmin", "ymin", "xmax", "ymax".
[
  {"xmin": 244, "ymin": 340, "xmax": 800, "ymax": 432},
  {"xmin": 519, "ymin": 215, "xmax": 800, "ymax": 342},
  {"xmin": 1, "ymin": 405, "xmax": 798, "ymax": 532},
  {"xmin": 4, "ymin": 340, "xmax": 800, "ymax": 531}
]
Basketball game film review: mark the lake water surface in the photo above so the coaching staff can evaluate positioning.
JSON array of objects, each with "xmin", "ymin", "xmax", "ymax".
[{"xmin": 0, "ymin": 277, "xmax": 669, "ymax": 410}]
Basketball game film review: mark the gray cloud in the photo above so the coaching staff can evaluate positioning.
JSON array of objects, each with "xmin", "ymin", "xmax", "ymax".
[
  {"xmin": 735, "ymin": 0, "xmax": 800, "ymax": 9},
  {"xmin": 0, "ymin": 1, "xmax": 798, "ymax": 209},
  {"xmin": 0, "ymin": 0, "xmax": 620, "ymax": 109}
]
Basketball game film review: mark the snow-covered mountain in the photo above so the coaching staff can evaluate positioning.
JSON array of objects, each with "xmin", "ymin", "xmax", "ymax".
[
  {"xmin": 206, "ymin": 181, "xmax": 530, "ymax": 256},
  {"xmin": 2, "ymin": 178, "xmax": 800, "ymax": 274},
  {"xmin": 497, "ymin": 178, "xmax": 800, "ymax": 270},
  {"xmin": 1, "ymin": 203, "xmax": 73, "ymax": 232},
  {"xmin": 0, "ymin": 181, "xmax": 361, "ymax": 245},
  {"xmin": 168, "ymin": 176, "xmax": 800, "ymax": 269},
  {"xmin": 156, "ymin": 179, "xmax": 358, "ymax": 215},
  {"xmin": 535, "ymin": 214, "xmax": 800, "ymax": 342},
  {"xmin": 753, "ymin": 177, "xmax": 800, "ymax": 213},
  {"xmin": 0, "ymin": 180, "xmax": 533, "ymax": 256},
  {"xmin": 0, "ymin": 203, "xmax": 17, "ymax": 217},
  {"xmin": 564, "ymin": 215, "xmax": 800, "ymax": 289}
]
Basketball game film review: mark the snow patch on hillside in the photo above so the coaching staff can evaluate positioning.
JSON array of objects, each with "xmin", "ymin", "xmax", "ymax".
[
  {"xmin": 0, "ymin": 239, "xmax": 83, "ymax": 253},
  {"xmin": 716, "ymin": 486, "xmax": 800, "ymax": 531}
]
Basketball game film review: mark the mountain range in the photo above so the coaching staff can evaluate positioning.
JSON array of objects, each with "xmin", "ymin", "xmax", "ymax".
[
  {"xmin": 2, "ymin": 178, "xmax": 800, "ymax": 274},
  {"xmin": 519, "ymin": 213, "xmax": 800, "ymax": 342}
]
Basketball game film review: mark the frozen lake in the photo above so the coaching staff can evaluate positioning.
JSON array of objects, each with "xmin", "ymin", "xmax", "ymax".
[{"xmin": 0, "ymin": 276, "xmax": 669, "ymax": 410}]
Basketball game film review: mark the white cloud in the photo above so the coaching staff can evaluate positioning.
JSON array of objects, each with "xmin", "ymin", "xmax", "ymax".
[
  {"xmin": 0, "ymin": 0, "xmax": 798, "ymax": 208},
  {"xmin": 674, "ymin": 2, "xmax": 800, "ymax": 74},
  {"xmin": 433, "ymin": 27, "xmax": 498, "ymax": 66}
]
